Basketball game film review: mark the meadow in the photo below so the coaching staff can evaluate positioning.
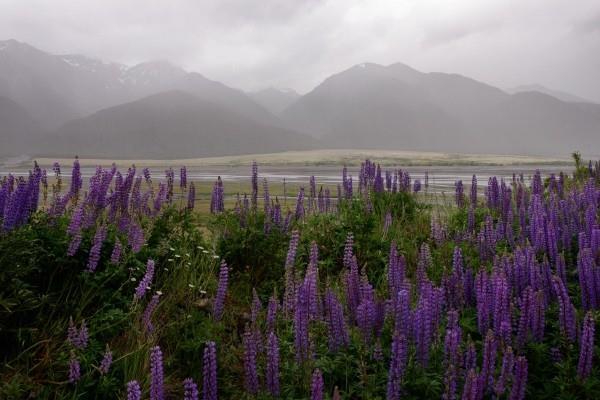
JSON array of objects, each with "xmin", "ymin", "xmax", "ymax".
[{"xmin": 0, "ymin": 154, "xmax": 599, "ymax": 399}]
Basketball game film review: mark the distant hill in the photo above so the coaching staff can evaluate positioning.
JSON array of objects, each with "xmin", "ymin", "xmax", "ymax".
[
  {"xmin": 249, "ymin": 87, "xmax": 300, "ymax": 115},
  {"xmin": 0, "ymin": 96, "xmax": 40, "ymax": 156},
  {"xmin": 282, "ymin": 63, "xmax": 600, "ymax": 156},
  {"xmin": 47, "ymin": 91, "xmax": 319, "ymax": 159},
  {"xmin": 508, "ymin": 84, "xmax": 594, "ymax": 104}
]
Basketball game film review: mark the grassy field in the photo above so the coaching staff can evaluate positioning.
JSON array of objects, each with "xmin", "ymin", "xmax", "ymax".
[{"xmin": 32, "ymin": 149, "xmax": 572, "ymax": 169}]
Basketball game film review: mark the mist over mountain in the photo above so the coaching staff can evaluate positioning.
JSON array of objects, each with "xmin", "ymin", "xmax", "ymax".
[
  {"xmin": 46, "ymin": 91, "xmax": 318, "ymax": 159},
  {"xmin": 1, "ymin": 39, "xmax": 600, "ymax": 158},
  {"xmin": 249, "ymin": 88, "xmax": 300, "ymax": 115}
]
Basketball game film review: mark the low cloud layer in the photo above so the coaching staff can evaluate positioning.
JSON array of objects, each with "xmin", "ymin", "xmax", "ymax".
[{"xmin": 1, "ymin": 0, "xmax": 599, "ymax": 100}]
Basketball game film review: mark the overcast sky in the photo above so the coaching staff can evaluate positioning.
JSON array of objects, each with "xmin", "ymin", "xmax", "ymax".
[{"xmin": 1, "ymin": 0, "xmax": 599, "ymax": 101}]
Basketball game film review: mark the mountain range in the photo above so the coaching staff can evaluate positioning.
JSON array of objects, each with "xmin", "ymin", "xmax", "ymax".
[{"xmin": 1, "ymin": 39, "xmax": 599, "ymax": 158}]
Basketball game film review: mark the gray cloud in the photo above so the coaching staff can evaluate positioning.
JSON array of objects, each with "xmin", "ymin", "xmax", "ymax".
[{"xmin": 0, "ymin": 0, "xmax": 599, "ymax": 101}]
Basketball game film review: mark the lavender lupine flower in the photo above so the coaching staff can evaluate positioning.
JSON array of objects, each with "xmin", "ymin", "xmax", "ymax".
[
  {"xmin": 127, "ymin": 380, "xmax": 142, "ymax": 400},
  {"xmin": 243, "ymin": 326, "xmax": 259, "ymax": 395},
  {"xmin": 464, "ymin": 339, "xmax": 477, "ymax": 371},
  {"xmin": 413, "ymin": 294, "xmax": 433, "ymax": 367},
  {"xmin": 443, "ymin": 311, "xmax": 462, "ymax": 400},
  {"xmin": 99, "ymin": 346, "xmax": 113, "ymax": 375},
  {"xmin": 127, "ymin": 222, "xmax": 145, "ymax": 253},
  {"xmin": 134, "ymin": 259, "xmax": 156, "ymax": 300},
  {"xmin": 183, "ymin": 378, "xmax": 199, "ymax": 400},
  {"xmin": 86, "ymin": 225, "xmax": 107, "ymax": 272},
  {"xmin": 150, "ymin": 346, "xmax": 164, "ymax": 400},
  {"xmin": 266, "ymin": 331, "xmax": 280, "ymax": 397},
  {"xmin": 67, "ymin": 319, "xmax": 89, "ymax": 350},
  {"xmin": 70, "ymin": 157, "xmax": 82, "ymax": 199},
  {"xmin": 508, "ymin": 356, "xmax": 528, "ymax": 400},
  {"xmin": 413, "ymin": 179, "xmax": 422, "ymax": 193},
  {"xmin": 203, "ymin": 341, "xmax": 218, "ymax": 400},
  {"xmin": 495, "ymin": 346, "xmax": 514, "ymax": 397},
  {"xmin": 310, "ymin": 369, "xmax": 324, "ymax": 400},
  {"xmin": 213, "ymin": 261, "xmax": 229, "ymax": 321},
  {"xmin": 110, "ymin": 239, "xmax": 123, "ymax": 264},
  {"xmin": 387, "ymin": 332, "xmax": 408, "ymax": 400},
  {"xmin": 324, "ymin": 289, "xmax": 349, "ymax": 352},
  {"xmin": 577, "ymin": 311, "xmax": 595, "ymax": 380},
  {"xmin": 69, "ymin": 355, "xmax": 81, "ymax": 384},
  {"xmin": 551, "ymin": 276, "xmax": 577, "ymax": 342},
  {"xmin": 142, "ymin": 294, "xmax": 161, "ymax": 334},
  {"xmin": 383, "ymin": 211, "xmax": 392, "ymax": 235}
]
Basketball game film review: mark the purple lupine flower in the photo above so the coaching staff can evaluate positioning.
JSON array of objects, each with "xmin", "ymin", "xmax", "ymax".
[
  {"xmin": 413, "ymin": 179, "xmax": 422, "ymax": 193},
  {"xmin": 495, "ymin": 346, "xmax": 514, "ymax": 397},
  {"xmin": 294, "ymin": 283, "xmax": 310, "ymax": 362},
  {"xmin": 266, "ymin": 294, "xmax": 278, "ymax": 333},
  {"xmin": 142, "ymin": 294, "xmax": 161, "ymax": 334},
  {"xmin": 357, "ymin": 299, "xmax": 375, "ymax": 344},
  {"xmin": 150, "ymin": 346, "xmax": 164, "ymax": 400},
  {"xmin": 324, "ymin": 289, "xmax": 349, "ymax": 352},
  {"xmin": 508, "ymin": 356, "xmax": 528, "ymax": 400},
  {"xmin": 310, "ymin": 369, "xmax": 324, "ymax": 400},
  {"xmin": 69, "ymin": 157, "xmax": 82, "ymax": 199},
  {"xmin": 67, "ymin": 232, "xmax": 83, "ymax": 256},
  {"xmin": 203, "ymin": 341, "xmax": 218, "ymax": 400},
  {"xmin": 464, "ymin": 339, "xmax": 477, "ymax": 371},
  {"xmin": 577, "ymin": 311, "xmax": 595, "ymax": 380},
  {"xmin": 180, "ymin": 166, "xmax": 187, "ymax": 189},
  {"xmin": 345, "ymin": 256, "xmax": 361, "ymax": 322},
  {"xmin": 99, "ymin": 346, "xmax": 113, "ymax": 375},
  {"xmin": 134, "ymin": 259, "xmax": 156, "ymax": 300},
  {"xmin": 266, "ymin": 331, "xmax": 280, "ymax": 397},
  {"xmin": 455, "ymin": 180, "xmax": 465, "ymax": 208},
  {"xmin": 86, "ymin": 225, "xmax": 107, "ymax": 272},
  {"xmin": 551, "ymin": 276, "xmax": 577, "ymax": 342},
  {"xmin": 251, "ymin": 161, "xmax": 258, "ymax": 210},
  {"xmin": 295, "ymin": 187, "xmax": 305, "ymax": 220},
  {"xmin": 387, "ymin": 332, "xmax": 408, "ymax": 400},
  {"xmin": 213, "ymin": 260, "xmax": 229, "ymax": 321},
  {"xmin": 394, "ymin": 289, "xmax": 411, "ymax": 340},
  {"xmin": 127, "ymin": 221, "xmax": 145, "ymax": 253},
  {"xmin": 443, "ymin": 311, "xmax": 462, "ymax": 400},
  {"xmin": 462, "ymin": 369, "xmax": 480, "ymax": 400},
  {"xmin": 69, "ymin": 355, "xmax": 81, "ymax": 384},
  {"xmin": 183, "ymin": 378, "xmax": 199, "ymax": 400},
  {"xmin": 413, "ymin": 293, "xmax": 433, "ymax": 367},
  {"xmin": 127, "ymin": 380, "xmax": 142, "ymax": 400},
  {"xmin": 478, "ymin": 330, "xmax": 497, "ymax": 396},
  {"xmin": 187, "ymin": 182, "xmax": 196, "ymax": 210},
  {"xmin": 111, "ymin": 239, "xmax": 123, "ymax": 264},
  {"xmin": 283, "ymin": 231, "xmax": 300, "ymax": 315},
  {"xmin": 470, "ymin": 175, "xmax": 477, "ymax": 206},
  {"xmin": 243, "ymin": 326, "xmax": 259, "ymax": 395}
]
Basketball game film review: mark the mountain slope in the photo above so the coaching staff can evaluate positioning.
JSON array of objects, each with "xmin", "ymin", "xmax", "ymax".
[
  {"xmin": 0, "ymin": 96, "xmax": 40, "ymax": 156},
  {"xmin": 46, "ymin": 91, "xmax": 318, "ymax": 158},
  {"xmin": 0, "ymin": 39, "xmax": 280, "ymax": 130},
  {"xmin": 282, "ymin": 62, "xmax": 600, "ymax": 156},
  {"xmin": 508, "ymin": 84, "xmax": 594, "ymax": 104}
]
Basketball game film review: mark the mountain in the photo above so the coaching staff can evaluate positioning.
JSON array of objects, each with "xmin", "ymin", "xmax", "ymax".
[
  {"xmin": 0, "ymin": 39, "xmax": 280, "ymax": 130},
  {"xmin": 509, "ymin": 84, "xmax": 594, "ymax": 104},
  {"xmin": 0, "ymin": 96, "xmax": 40, "ymax": 156},
  {"xmin": 46, "ymin": 91, "xmax": 319, "ymax": 159},
  {"xmin": 249, "ymin": 87, "xmax": 300, "ymax": 115},
  {"xmin": 282, "ymin": 62, "xmax": 600, "ymax": 156}
]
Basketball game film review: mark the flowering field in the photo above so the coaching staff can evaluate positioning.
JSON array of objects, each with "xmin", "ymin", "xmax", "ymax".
[{"xmin": 0, "ymin": 156, "xmax": 599, "ymax": 399}]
